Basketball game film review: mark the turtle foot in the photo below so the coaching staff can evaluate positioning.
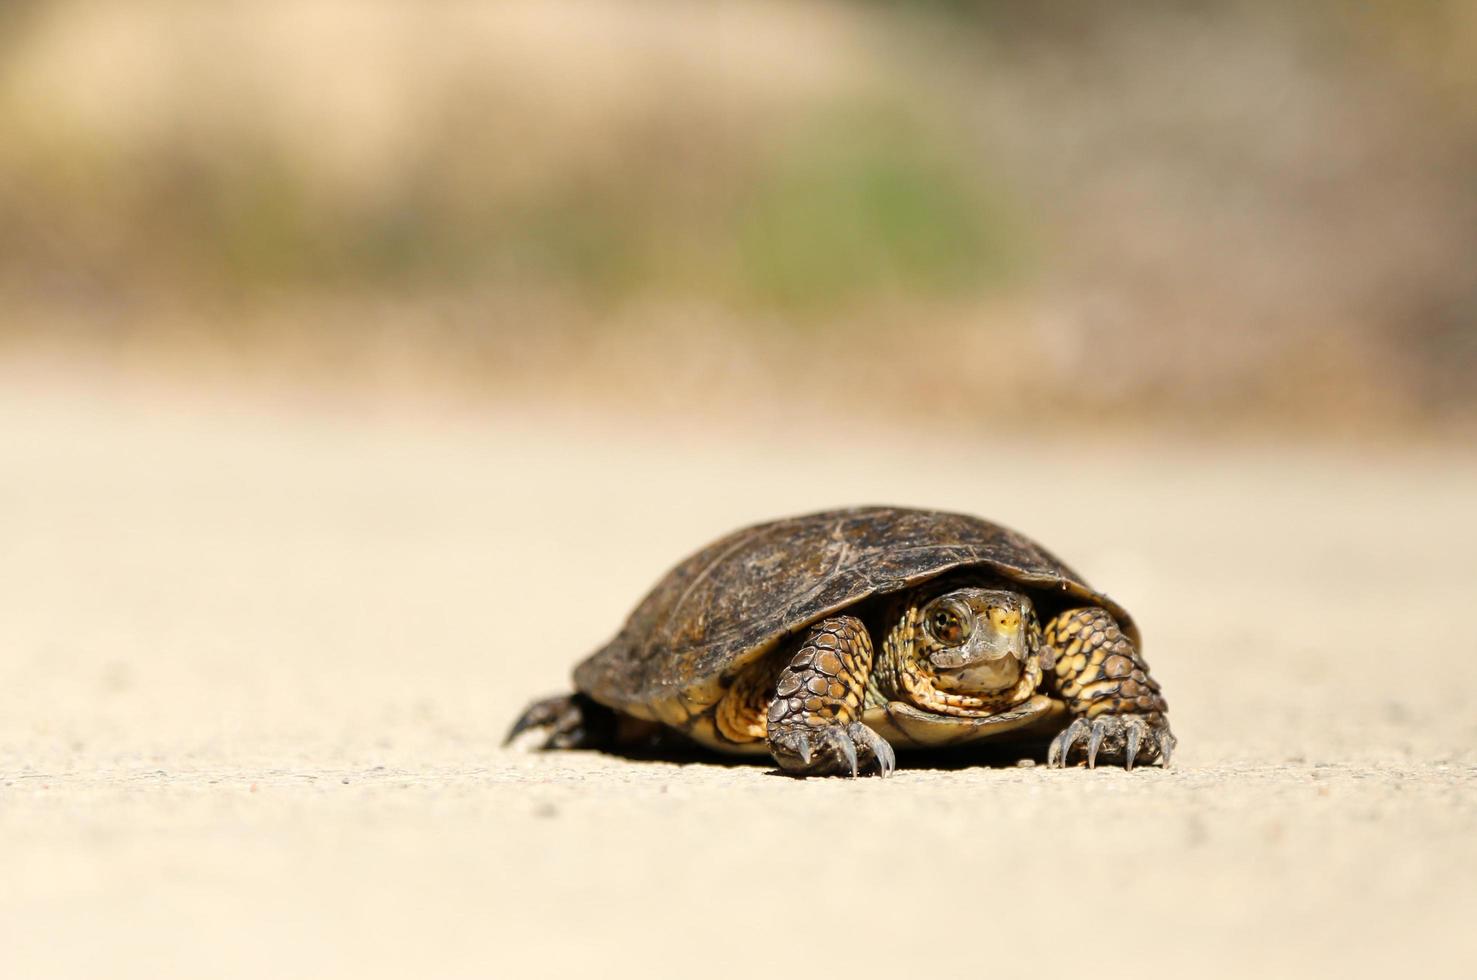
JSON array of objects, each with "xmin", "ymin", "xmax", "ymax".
[
  {"xmin": 771, "ymin": 721, "xmax": 895, "ymax": 778},
  {"xmin": 504, "ymin": 692, "xmax": 615, "ymax": 750},
  {"xmin": 764, "ymin": 615, "xmax": 891, "ymax": 778},
  {"xmin": 1047, "ymin": 714, "xmax": 1175, "ymax": 770}
]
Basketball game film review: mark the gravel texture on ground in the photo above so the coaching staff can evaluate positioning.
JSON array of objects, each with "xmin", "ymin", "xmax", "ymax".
[{"xmin": 3, "ymin": 381, "xmax": 1474, "ymax": 979}]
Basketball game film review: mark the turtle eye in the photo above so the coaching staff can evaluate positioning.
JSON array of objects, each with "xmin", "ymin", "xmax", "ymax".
[{"xmin": 923, "ymin": 598, "xmax": 973, "ymax": 646}]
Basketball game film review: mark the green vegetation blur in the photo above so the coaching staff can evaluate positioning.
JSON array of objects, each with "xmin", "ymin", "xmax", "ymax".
[{"xmin": 1, "ymin": 1, "xmax": 1473, "ymax": 432}]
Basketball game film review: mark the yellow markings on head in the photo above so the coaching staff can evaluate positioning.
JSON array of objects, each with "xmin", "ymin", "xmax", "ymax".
[{"xmin": 988, "ymin": 606, "xmax": 1022, "ymax": 633}]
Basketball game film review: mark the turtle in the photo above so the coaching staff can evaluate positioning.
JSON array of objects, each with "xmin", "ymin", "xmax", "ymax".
[{"xmin": 507, "ymin": 506, "xmax": 1174, "ymax": 777}]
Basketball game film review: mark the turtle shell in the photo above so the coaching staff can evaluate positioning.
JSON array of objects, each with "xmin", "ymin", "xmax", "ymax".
[{"xmin": 573, "ymin": 506, "xmax": 1137, "ymax": 721}]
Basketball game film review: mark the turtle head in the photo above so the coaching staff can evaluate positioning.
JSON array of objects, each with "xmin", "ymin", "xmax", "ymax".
[{"xmin": 917, "ymin": 588, "xmax": 1033, "ymax": 694}]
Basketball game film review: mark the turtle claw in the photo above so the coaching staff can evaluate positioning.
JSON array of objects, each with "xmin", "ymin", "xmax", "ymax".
[
  {"xmin": 860, "ymin": 723, "xmax": 897, "ymax": 778},
  {"xmin": 794, "ymin": 734, "xmax": 813, "ymax": 766},
  {"xmin": 1049, "ymin": 714, "xmax": 1173, "ymax": 770},
  {"xmin": 1158, "ymin": 727, "xmax": 1177, "ymax": 767},
  {"xmin": 771, "ymin": 722, "xmax": 895, "ymax": 778},
  {"xmin": 505, "ymin": 694, "xmax": 574, "ymax": 746},
  {"xmin": 504, "ymin": 693, "xmax": 612, "ymax": 750},
  {"xmin": 1048, "ymin": 717, "xmax": 1091, "ymax": 768},
  {"xmin": 1125, "ymin": 718, "xmax": 1142, "ymax": 771},
  {"xmin": 839, "ymin": 736, "xmax": 859, "ymax": 778},
  {"xmin": 848, "ymin": 721, "xmax": 895, "ymax": 778},
  {"xmin": 1086, "ymin": 718, "xmax": 1108, "ymax": 769}
]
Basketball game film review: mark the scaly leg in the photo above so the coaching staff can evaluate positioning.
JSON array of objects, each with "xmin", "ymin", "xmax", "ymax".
[
  {"xmin": 1042, "ymin": 607, "xmax": 1175, "ymax": 769},
  {"xmin": 767, "ymin": 616, "xmax": 896, "ymax": 778},
  {"xmin": 504, "ymin": 692, "xmax": 617, "ymax": 750}
]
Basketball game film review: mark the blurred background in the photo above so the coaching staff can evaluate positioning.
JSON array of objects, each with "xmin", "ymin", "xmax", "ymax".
[
  {"xmin": 2, "ymin": 0, "xmax": 1473, "ymax": 435},
  {"xmin": 4, "ymin": 4, "xmax": 1476, "ymax": 979}
]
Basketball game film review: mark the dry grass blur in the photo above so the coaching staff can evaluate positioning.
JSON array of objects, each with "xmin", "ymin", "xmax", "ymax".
[{"xmin": 2, "ymin": 0, "xmax": 1474, "ymax": 434}]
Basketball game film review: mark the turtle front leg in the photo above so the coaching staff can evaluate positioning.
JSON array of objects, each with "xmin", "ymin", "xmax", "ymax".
[
  {"xmin": 766, "ymin": 616, "xmax": 896, "ymax": 778},
  {"xmin": 1041, "ymin": 607, "xmax": 1175, "ymax": 769}
]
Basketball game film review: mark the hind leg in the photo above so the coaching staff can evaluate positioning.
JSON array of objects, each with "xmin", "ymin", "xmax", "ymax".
[{"xmin": 504, "ymin": 692, "xmax": 618, "ymax": 750}]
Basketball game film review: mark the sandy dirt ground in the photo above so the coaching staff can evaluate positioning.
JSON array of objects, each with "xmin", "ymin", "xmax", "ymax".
[{"xmin": 2, "ymin": 377, "xmax": 1475, "ymax": 979}]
